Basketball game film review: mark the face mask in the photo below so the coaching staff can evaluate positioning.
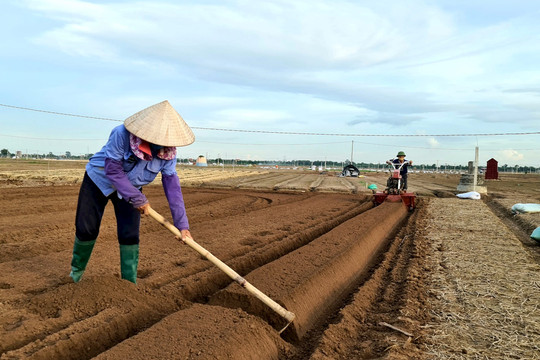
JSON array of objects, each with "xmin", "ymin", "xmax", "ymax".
[{"xmin": 150, "ymin": 143, "xmax": 164, "ymax": 153}]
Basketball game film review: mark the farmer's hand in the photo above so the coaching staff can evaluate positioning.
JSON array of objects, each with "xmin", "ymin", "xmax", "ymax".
[
  {"xmin": 175, "ymin": 229, "xmax": 192, "ymax": 244},
  {"xmin": 181, "ymin": 229, "xmax": 192, "ymax": 241},
  {"xmin": 137, "ymin": 203, "xmax": 151, "ymax": 215},
  {"xmin": 409, "ymin": 160, "xmax": 413, "ymax": 165}
]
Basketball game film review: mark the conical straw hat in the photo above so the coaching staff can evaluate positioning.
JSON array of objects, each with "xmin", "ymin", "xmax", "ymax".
[{"xmin": 124, "ymin": 100, "xmax": 195, "ymax": 147}]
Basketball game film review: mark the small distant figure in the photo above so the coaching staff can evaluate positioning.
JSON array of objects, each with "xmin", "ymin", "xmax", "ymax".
[{"xmin": 386, "ymin": 151, "xmax": 413, "ymax": 192}]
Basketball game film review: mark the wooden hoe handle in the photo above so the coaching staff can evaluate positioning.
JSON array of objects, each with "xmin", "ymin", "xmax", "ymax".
[{"xmin": 147, "ymin": 208, "xmax": 296, "ymax": 325}]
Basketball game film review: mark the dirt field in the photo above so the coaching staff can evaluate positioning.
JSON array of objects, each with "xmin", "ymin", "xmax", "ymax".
[{"xmin": 0, "ymin": 160, "xmax": 539, "ymax": 359}]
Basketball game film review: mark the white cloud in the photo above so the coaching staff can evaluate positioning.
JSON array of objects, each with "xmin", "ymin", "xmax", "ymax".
[
  {"xmin": 500, "ymin": 149, "xmax": 525, "ymax": 162},
  {"xmin": 23, "ymin": 0, "xmax": 540, "ymax": 127},
  {"xmin": 428, "ymin": 138, "xmax": 440, "ymax": 147},
  {"xmin": 25, "ymin": 0, "xmax": 455, "ymax": 70},
  {"xmin": 4, "ymin": 0, "xmax": 540, "ymax": 164}
]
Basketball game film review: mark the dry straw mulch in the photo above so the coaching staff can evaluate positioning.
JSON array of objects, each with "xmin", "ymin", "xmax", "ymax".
[{"xmin": 423, "ymin": 198, "xmax": 540, "ymax": 359}]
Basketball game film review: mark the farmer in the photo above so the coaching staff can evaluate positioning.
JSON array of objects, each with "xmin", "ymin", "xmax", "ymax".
[
  {"xmin": 69, "ymin": 100, "xmax": 195, "ymax": 284},
  {"xmin": 386, "ymin": 151, "xmax": 413, "ymax": 192}
]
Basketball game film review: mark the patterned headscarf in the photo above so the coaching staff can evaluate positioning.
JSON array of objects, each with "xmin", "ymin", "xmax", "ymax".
[{"xmin": 129, "ymin": 133, "xmax": 177, "ymax": 161}]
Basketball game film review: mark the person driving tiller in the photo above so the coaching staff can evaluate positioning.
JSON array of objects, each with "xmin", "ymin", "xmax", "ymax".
[{"xmin": 385, "ymin": 151, "xmax": 413, "ymax": 194}]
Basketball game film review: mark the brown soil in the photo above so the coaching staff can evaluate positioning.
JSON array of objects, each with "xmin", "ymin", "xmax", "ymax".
[
  {"xmin": 1, "ymin": 162, "xmax": 539, "ymax": 359},
  {"xmin": 211, "ymin": 202, "xmax": 407, "ymax": 340}
]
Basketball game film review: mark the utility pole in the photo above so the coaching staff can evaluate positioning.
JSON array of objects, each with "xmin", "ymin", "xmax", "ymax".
[
  {"xmin": 473, "ymin": 146, "xmax": 479, "ymax": 191},
  {"xmin": 350, "ymin": 140, "xmax": 354, "ymax": 165}
]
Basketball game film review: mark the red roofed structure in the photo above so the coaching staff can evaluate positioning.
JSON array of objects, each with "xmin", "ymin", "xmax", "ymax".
[{"xmin": 485, "ymin": 158, "xmax": 499, "ymax": 180}]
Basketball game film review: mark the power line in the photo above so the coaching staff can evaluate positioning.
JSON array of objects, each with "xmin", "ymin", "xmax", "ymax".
[
  {"xmin": 193, "ymin": 127, "xmax": 540, "ymax": 137},
  {"xmin": 0, "ymin": 133, "xmax": 104, "ymax": 141},
  {"xmin": 197, "ymin": 140, "xmax": 350, "ymax": 146},
  {"xmin": 0, "ymin": 103, "xmax": 121, "ymax": 122},
  {"xmin": 199, "ymin": 140, "xmax": 470, "ymax": 150},
  {"xmin": 2, "ymin": 103, "xmax": 540, "ymax": 137},
  {"xmin": 1, "ymin": 132, "xmax": 538, "ymax": 152}
]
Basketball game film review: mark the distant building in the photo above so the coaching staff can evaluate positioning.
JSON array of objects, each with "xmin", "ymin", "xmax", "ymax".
[
  {"xmin": 196, "ymin": 155, "xmax": 208, "ymax": 167},
  {"xmin": 485, "ymin": 158, "xmax": 499, "ymax": 180}
]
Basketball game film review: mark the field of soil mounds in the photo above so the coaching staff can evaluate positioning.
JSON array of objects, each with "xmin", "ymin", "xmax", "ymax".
[
  {"xmin": 0, "ymin": 183, "xmax": 420, "ymax": 359},
  {"xmin": 1, "ymin": 160, "xmax": 539, "ymax": 359}
]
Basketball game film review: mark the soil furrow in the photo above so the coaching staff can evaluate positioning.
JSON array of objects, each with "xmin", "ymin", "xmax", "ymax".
[
  {"xmin": 66, "ymin": 202, "xmax": 413, "ymax": 360},
  {"xmin": 0, "ymin": 187, "xmax": 373, "ymax": 359},
  {"xmin": 485, "ymin": 197, "xmax": 540, "ymax": 253},
  {"xmin": 304, "ymin": 200, "xmax": 428, "ymax": 359},
  {"xmin": 210, "ymin": 202, "xmax": 409, "ymax": 340},
  {"xmin": 158, "ymin": 201, "xmax": 375, "ymax": 297}
]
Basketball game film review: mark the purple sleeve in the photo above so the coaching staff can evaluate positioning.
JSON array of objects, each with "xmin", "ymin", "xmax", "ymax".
[
  {"xmin": 104, "ymin": 158, "xmax": 148, "ymax": 208},
  {"xmin": 162, "ymin": 172, "xmax": 189, "ymax": 230}
]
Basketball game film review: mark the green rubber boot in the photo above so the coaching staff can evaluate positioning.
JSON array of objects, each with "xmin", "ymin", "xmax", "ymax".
[
  {"xmin": 120, "ymin": 244, "xmax": 139, "ymax": 284},
  {"xmin": 69, "ymin": 237, "xmax": 96, "ymax": 283}
]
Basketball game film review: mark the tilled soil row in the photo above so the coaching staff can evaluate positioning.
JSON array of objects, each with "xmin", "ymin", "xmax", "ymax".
[
  {"xmin": 308, "ymin": 199, "xmax": 430, "ymax": 359},
  {"xmin": 0, "ymin": 187, "xmax": 300, "ymax": 263},
  {"xmin": 202, "ymin": 172, "xmax": 291, "ymax": 190},
  {"xmin": 156, "ymin": 201, "xmax": 375, "ymax": 300},
  {"xmin": 211, "ymin": 202, "xmax": 408, "ymax": 340},
  {"xmin": 0, "ymin": 187, "xmax": 371, "ymax": 359},
  {"xmin": 200, "ymin": 172, "xmax": 364, "ymax": 194},
  {"xmin": 85, "ymin": 201, "xmax": 413, "ymax": 359}
]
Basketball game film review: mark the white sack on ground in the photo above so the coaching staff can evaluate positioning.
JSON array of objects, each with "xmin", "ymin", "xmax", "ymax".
[
  {"xmin": 531, "ymin": 227, "xmax": 540, "ymax": 242},
  {"xmin": 456, "ymin": 191, "xmax": 481, "ymax": 200},
  {"xmin": 511, "ymin": 203, "xmax": 540, "ymax": 214}
]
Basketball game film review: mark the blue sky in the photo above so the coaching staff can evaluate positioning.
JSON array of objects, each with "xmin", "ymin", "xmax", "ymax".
[{"xmin": 1, "ymin": 0, "xmax": 539, "ymax": 166}]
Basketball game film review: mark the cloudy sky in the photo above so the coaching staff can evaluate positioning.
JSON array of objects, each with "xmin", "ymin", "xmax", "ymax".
[{"xmin": 1, "ymin": 0, "xmax": 539, "ymax": 166}]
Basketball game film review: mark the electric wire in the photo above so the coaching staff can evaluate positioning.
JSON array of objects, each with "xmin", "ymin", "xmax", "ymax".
[{"xmin": 2, "ymin": 103, "xmax": 539, "ymax": 137}]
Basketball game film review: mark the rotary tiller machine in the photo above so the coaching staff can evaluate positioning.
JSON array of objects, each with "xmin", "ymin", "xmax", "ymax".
[{"xmin": 373, "ymin": 159, "xmax": 416, "ymax": 211}]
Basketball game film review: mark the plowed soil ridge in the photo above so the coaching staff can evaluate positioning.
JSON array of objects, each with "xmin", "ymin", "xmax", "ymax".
[
  {"xmin": 160, "ymin": 202, "xmax": 375, "ymax": 303},
  {"xmin": 210, "ymin": 202, "xmax": 408, "ymax": 340},
  {"xmin": 72, "ymin": 202, "xmax": 417, "ymax": 360},
  {"xmin": 307, "ymin": 199, "xmax": 429, "ymax": 359},
  {"xmin": 0, "ymin": 187, "xmax": 377, "ymax": 359},
  {"xmin": 93, "ymin": 304, "xmax": 289, "ymax": 360},
  {"xmin": 2, "ymin": 164, "xmax": 539, "ymax": 359}
]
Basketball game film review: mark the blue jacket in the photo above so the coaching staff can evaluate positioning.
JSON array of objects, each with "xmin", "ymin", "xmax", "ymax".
[{"xmin": 86, "ymin": 125, "xmax": 189, "ymax": 230}]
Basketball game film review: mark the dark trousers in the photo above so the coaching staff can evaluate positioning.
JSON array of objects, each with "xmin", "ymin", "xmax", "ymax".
[
  {"xmin": 75, "ymin": 172, "xmax": 141, "ymax": 245},
  {"xmin": 401, "ymin": 174, "xmax": 408, "ymax": 190}
]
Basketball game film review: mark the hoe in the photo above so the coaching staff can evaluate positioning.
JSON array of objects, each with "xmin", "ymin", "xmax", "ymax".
[
  {"xmin": 147, "ymin": 207, "xmax": 296, "ymax": 333},
  {"xmin": 373, "ymin": 159, "xmax": 416, "ymax": 211}
]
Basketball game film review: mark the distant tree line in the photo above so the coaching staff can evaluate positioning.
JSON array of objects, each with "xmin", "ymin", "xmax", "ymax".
[
  {"xmin": 0, "ymin": 148, "xmax": 93, "ymax": 160},
  {"xmin": 1, "ymin": 150, "xmax": 538, "ymax": 173},
  {"xmin": 181, "ymin": 157, "xmax": 539, "ymax": 173}
]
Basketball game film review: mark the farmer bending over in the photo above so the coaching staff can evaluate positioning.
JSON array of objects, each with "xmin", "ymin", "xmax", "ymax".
[
  {"xmin": 386, "ymin": 151, "xmax": 413, "ymax": 192},
  {"xmin": 69, "ymin": 100, "xmax": 194, "ymax": 284}
]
